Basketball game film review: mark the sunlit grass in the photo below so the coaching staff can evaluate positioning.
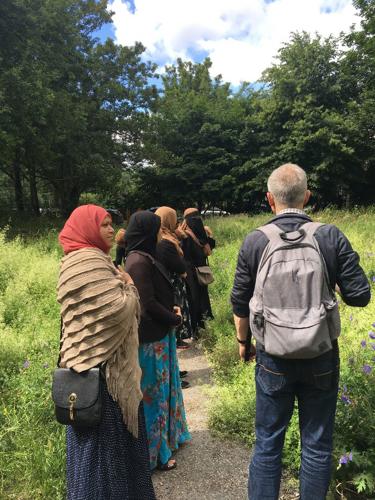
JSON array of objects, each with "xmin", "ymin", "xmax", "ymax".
[{"xmin": 0, "ymin": 209, "xmax": 374, "ymax": 498}]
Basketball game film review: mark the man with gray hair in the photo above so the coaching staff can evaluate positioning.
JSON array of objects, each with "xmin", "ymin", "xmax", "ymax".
[{"xmin": 231, "ymin": 163, "xmax": 370, "ymax": 499}]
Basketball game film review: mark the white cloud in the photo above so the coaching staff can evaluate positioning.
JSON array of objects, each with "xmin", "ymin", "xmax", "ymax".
[{"xmin": 110, "ymin": 0, "xmax": 360, "ymax": 84}]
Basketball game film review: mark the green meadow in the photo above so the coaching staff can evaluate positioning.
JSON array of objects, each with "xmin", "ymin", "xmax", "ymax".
[{"xmin": 0, "ymin": 209, "xmax": 374, "ymax": 499}]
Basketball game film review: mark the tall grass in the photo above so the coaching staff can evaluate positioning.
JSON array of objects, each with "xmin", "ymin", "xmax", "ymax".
[
  {"xmin": 0, "ymin": 209, "xmax": 374, "ymax": 498},
  {"xmin": 0, "ymin": 228, "xmax": 64, "ymax": 499},
  {"xmin": 205, "ymin": 208, "xmax": 375, "ymax": 498}
]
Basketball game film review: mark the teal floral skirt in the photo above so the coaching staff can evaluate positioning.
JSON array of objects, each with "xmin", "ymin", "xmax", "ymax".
[{"xmin": 139, "ymin": 331, "xmax": 191, "ymax": 469}]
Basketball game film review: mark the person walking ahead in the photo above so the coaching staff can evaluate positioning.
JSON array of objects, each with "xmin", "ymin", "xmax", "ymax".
[{"xmin": 231, "ymin": 164, "xmax": 370, "ymax": 500}]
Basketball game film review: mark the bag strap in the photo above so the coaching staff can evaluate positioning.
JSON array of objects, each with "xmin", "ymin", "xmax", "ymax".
[
  {"xmin": 301, "ymin": 222, "xmax": 335, "ymax": 298},
  {"xmin": 127, "ymin": 250, "xmax": 173, "ymax": 288},
  {"xmin": 256, "ymin": 221, "xmax": 325, "ymax": 274},
  {"xmin": 57, "ymin": 317, "xmax": 63, "ymax": 368},
  {"xmin": 300, "ymin": 221, "xmax": 325, "ymax": 238},
  {"xmin": 257, "ymin": 223, "xmax": 284, "ymax": 240}
]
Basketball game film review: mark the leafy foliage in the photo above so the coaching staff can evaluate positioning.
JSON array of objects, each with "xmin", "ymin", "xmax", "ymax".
[{"xmin": 0, "ymin": 0, "xmax": 156, "ymax": 216}]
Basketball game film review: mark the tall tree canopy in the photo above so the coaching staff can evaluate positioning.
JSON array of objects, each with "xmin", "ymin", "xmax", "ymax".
[
  {"xmin": 0, "ymin": 0, "xmax": 374, "ymax": 215},
  {"xmin": 0, "ymin": 0, "xmax": 156, "ymax": 216},
  {"xmin": 142, "ymin": 58, "xmax": 249, "ymax": 210}
]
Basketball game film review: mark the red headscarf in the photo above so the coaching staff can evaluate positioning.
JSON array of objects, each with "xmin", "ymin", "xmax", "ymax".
[{"xmin": 58, "ymin": 204, "xmax": 111, "ymax": 255}]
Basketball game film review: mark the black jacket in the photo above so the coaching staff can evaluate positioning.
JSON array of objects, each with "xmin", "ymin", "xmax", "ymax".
[
  {"xmin": 125, "ymin": 251, "xmax": 181, "ymax": 343},
  {"xmin": 231, "ymin": 213, "xmax": 371, "ymax": 318},
  {"xmin": 156, "ymin": 239, "xmax": 187, "ymax": 276},
  {"xmin": 182, "ymin": 236, "xmax": 207, "ymax": 268}
]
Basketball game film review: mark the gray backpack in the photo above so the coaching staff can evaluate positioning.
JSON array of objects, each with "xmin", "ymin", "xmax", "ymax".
[{"xmin": 249, "ymin": 222, "xmax": 340, "ymax": 359}]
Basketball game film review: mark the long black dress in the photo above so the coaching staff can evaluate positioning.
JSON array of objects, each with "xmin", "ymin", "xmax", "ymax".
[
  {"xmin": 156, "ymin": 239, "xmax": 193, "ymax": 340},
  {"xmin": 181, "ymin": 219, "xmax": 214, "ymax": 336}
]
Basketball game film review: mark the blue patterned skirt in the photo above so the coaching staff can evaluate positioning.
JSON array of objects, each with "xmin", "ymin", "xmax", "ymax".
[
  {"xmin": 139, "ymin": 330, "xmax": 191, "ymax": 469},
  {"xmin": 66, "ymin": 384, "xmax": 155, "ymax": 500}
]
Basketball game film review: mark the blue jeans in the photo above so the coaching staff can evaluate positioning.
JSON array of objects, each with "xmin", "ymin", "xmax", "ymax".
[{"xmin": 248, "ymin": 344, "xmax": 339, "ymax": 500}]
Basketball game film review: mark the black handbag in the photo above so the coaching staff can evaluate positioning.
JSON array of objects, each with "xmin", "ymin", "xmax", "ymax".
[
  {"xmin": 52, "ymin": 367, "xmax": 103, "ymax": 428},
  {"xmin": 52, "ymin": 320, "xmax": 104, "ymax": 429},
  {"xmin": 195, "ymin": 265, "xmax": 214, "ymax": 286}
]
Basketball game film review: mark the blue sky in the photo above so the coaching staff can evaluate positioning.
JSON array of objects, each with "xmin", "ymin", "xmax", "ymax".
[{"xmin": 97, "ymin": 0, "xmax": 360, "ymax": 84}]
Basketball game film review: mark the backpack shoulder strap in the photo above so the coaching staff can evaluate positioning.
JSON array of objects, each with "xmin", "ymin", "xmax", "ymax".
[
  {"xmin": 301, "ymin": 221, "xmax": 325, "ymax": 239},
  {"xmin": 257, "ymin": 223, "xmax": 284, "ymax": 241},
  {"xmin": 301, "ymin": 222, "xmax": 334, "ymax": 295},
  {"xmin": 255, "ymin": 224, "xmax": 285, "ymax": 272}
]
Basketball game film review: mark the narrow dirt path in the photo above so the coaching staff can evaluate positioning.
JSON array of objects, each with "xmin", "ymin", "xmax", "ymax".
[{"xmin": 152, "ymin": 341, "xmax": 250, "ymax": 500}]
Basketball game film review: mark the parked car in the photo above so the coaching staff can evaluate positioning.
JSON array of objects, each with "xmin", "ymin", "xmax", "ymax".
[
  {"xmin": 201, "ymin": 207, "xmax": 230, "ymax": 217},
  {"xmin": 106, "ymin": 208, "xmax": 124, "ymax": 225}
]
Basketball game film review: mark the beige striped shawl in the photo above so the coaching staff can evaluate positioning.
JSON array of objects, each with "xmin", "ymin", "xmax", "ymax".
[{"xmin": 57, "ymin": 248, "xmax": 142, "ymax": 437}]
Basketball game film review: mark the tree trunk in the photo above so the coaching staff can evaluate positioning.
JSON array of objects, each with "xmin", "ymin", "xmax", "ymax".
[
  {"xmin": 28, "ymin": 164, "xmax": 40, "ymax": 216},
  {"xmin": 345, "ymin": 192, "xmax": 351, "ymax": 210},
  {"xmin": 13, "ymin": 160, "xmax": 24, "ymax": 212},
  {"xmin": 57, "ymin": 183, "xmax": 81, "ymax": 218}
]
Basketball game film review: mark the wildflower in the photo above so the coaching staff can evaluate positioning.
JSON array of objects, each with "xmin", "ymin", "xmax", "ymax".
[
  {"xmin": 363, "ymin": 364, "xmax": 372, "ymax": 374},
  {"xmin": 372, "ymin": 322, "xmax": 375, "ymax": 328},
  {"xmin": 369, "ymin": 331, "xmax": 375, "ymax": 339},
  {"xmin": 339, "ymin": 452, "xmax": 353, "ymax": 465},
  {"xmin": 349, "ymin": 314, "xmax": 353, "ymax": 321},
  {"xmin": 371, "ymin": 343, "xmax": 375, "ymax": 350},
  {"xmin": 23, "ymin": 360, "xmax": 30, "ymax": 369},
  {"xmin": 340, "ymin": 394, "xmax": 352, "ymax": 405},
  {"xmin": 372, "ymin": 276, "xmax": 375, "ymax": 283},
  {"xmin": 43, "ymin": 362, "xmax": 49, "ymax": 369},
  {"xmin": 360, "ymin": 340, "xmax": 366, "ymax": 348}
]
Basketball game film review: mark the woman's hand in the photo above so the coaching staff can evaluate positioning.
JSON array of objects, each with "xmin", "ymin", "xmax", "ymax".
[
  {"xmin": 203, "ymin": 243, "xmax": 212, "ymax": 256},
  {"xmin": 173, "ymin": 306, "xmax": 182, "ymax": 318},
  {"xmin": 117, "ymin": 265, "xmax": 134, "ymax": 285},
  {"xmin": 180, "ymin": 272, "xmax": 187, "ymax": 279}
]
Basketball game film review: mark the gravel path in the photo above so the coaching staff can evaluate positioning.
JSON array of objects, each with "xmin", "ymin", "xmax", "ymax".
[
  {"xmin": 152, "ymin": 340, "xmax": 250, "ymax": 500},
  {"xmin": 152, "ymin": 340, "xmax": 299, "ymax": 500}
]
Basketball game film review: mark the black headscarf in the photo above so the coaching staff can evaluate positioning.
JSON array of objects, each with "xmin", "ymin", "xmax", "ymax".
[
  {"xmin": 125, "ymin": 211, "xmax": 161, "ymax": 257},
  {"xmin": 185, "ymin": 215, "xmax": 208, "ymax": 246}
]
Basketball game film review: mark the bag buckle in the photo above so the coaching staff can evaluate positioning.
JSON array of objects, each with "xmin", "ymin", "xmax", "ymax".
[{"xmin": 68, "ymin": 393, "xmax": 77, "ymax": 421}]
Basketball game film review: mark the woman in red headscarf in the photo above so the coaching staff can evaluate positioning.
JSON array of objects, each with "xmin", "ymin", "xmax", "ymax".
[{"xmin": 57, "ymin": 204, "xmax": 155, "ymax": 500}]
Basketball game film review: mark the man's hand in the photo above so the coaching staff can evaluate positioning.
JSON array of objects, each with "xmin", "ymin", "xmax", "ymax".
[
  {"xmin": 241, "ymin": 342, "xmax": 256, "ymax": 362},
  {"xmin": 234, "ymin": 314, "xmax": 256, "ymax": 362},
  {"xmin": 239, "ymin": 343, "xmax": 247, "ymax": 361}
]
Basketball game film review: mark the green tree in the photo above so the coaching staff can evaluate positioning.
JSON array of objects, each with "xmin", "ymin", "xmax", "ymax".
[
  {"xmin": 341, "ymin": 0, "xmax": 375, "ymax": 205},
  {"xmin": 143, "ymin": 58, "xmax": 248, "ymax": 211},
  {"xmin": 0, "ymin": 0, "xmax": 157, "ymax": 216},
  {"xmin": 238, "ymin": 32, "xmax": 362, "ymax": 207}
]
